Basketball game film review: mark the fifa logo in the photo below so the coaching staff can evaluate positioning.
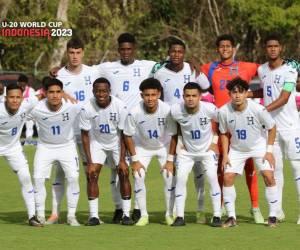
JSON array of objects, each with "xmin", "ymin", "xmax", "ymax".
[
  {"xmin": 62, "ymin": 112, "xmax": 70, "ymax": 121},
  {"xmin": 110, "ymin": 112, "xmax": 117, "ymax": 121},
  {"xmin": 158, "ymin": 118, "xmax": 166, "ymax": 126},
  {"xmin": 133, "ymin": 68, "xmax": 141, "ymax": 77}
]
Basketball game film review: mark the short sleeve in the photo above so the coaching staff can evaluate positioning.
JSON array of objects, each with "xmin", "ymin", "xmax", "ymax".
[
  {"xmin": 166, "ymin": 113, "xmax": 177, "ymax": 136},
  {"xmin": 257, "ymin": 106, "xmax": 275, "ymax": 130},
  {"xmin": 196, "ymin": 72, "xmax": 210, "ymax": 90},
  {"xmin": 92, "ymin": 63, "xmax": 106, "ymax": 77},
  {"xmin": 123, "ymin": 113, "xmax": 136, "ymax": 136},
  {"xmin": 218, "ymin": 109, "xmax": 228, "ymax": 134},
  {"xmin": 79, "ymin": 107, "xmax": 91, "ymax": 131},
  {"xmin": 284, "ymin": 66, "xmax": 298, "ymax": 85},
  {"xmin": 118, "ymin": 103, "xmax": 128, "ymax": 130}
]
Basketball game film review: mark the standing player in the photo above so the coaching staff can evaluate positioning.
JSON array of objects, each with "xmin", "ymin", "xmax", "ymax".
[
  {"xmin": 219, "ymin": 77, "xmax": 278, "ymax": 227},
  {"xmin": 201, "ymin": 34, "xmax": 264, "ymax": 223},
  {"xmin": 31, "ymin": 79, "xmax": 81, "ymax": 226},
  {"xmin": 0, "ymin": 83, "xmax": 42, "ymax": 226},
  {"xmin": 79, "ymin": 77, "xmax": 133, "ymax": 226},
  {"xmin": 170, "ymin": 82, "xmax": 221, "ymax": 227},
  {"xmin": 153, "ymin": 38, "xmax": 210, "ymax": 223},
  {"xmin": 248, "ymin": 34, "xmax": 300, "ymax": 223},
  {"xmin": 18, "ymin": 74, "xmax": 36, "ymax": 144},
  {"xmin": 123, "ymin": 78, "xmax": 177, "ymax": 226}
]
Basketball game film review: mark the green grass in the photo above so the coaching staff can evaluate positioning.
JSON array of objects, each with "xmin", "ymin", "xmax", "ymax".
[{"xmin": 0, "ymin": 146, "xmax": 300, "ymax": 250}]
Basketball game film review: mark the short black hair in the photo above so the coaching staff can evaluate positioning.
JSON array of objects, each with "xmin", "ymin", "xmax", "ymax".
[
  {"xmin": 183, "ymin": 82, "xmax": 203, "ymax": 93},
  {"xmin": 215, "ymin": 34, "xmax": 235, "ymax": 47},
  {"xmin": 139, "ymin": 78, "xmax": 162, "ymax": 92},
  {"xmin": 93, "ymin": 77, "xmax": 111, "ymax": 88},
  {"xmin": 118, "ymin": 33, "xmax": 136, "ymax": 45},
  {"xmin": 264, "ymin": 33, "xmax": 282, "ymax": 45},
  {"xmin": 18, "ymin": 74, "xmax": 28, "ymax": 83},
  {"xmin": 226, "ymin": 77, "xmax": 249, "ymax": 92},
  {"xmin": 168, "ymin": 37, "xmax": 186, "ymax": 50},
  {"xmin": 41, "ymin": 76, "xmax": 53, "ymax": 88},
  {"xmin": 67, "ymin": 38, "xmax": 84, "ymax": 50},
  {"xmin": 44, "ymin": 78, "xmax": 63, "ymax": 91},
  {"xmin": 6, "ymin": 83, "xmax": 23, "ymax": 94}
]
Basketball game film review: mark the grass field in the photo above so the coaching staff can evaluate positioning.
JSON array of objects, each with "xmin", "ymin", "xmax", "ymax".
[{"xmin": 0, "ymin": 146, "xmax": 300, "ymax": 250}]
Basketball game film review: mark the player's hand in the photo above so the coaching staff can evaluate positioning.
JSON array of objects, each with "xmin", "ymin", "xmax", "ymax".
[
  {"xmin": 263, "ymin": 152, "xmax": 275, "ymax": 169},
  {"xmin": 207, "ymin": 143, "xmax": 219, "ymax": 154},
  {"xmin": 63, "ymin": 93, "xmax": 78, "ymax": 104},
  {"xmin": 222, "ymin": 155, "xmax": 231, "ymax": 171},
  {"xmin": 118, "ymin": 160, "xmax": 129, "ymax": 175},
  {"xmin": 162, "ymin": 161, "xmax": 175, "ymax": 178},
  {"xmin": 188, "ymin": 58, "xmax": 201, "ymax": 77},
  {"xmin": 49, "ymin": 66, "xmax": 60, "ymax": 77},
  {"xmin": 131, "ymin": 161, "xmax": 145, "ymax": 178}
]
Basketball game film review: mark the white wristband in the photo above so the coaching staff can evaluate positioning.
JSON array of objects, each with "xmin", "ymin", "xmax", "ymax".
[
  {"xmin": 266, "ymin": 145, "xmax": 273, "ymax": 153},
  {"xmin": 212, "ymin": 135, "xmax": 219, "ymax": 144},
  {"xmin": 131, "ymin": 155, "xmax": 139, "ymax": 162},
  {"xmin": 167, "ymin": 154, "xmax": 174, "ymax": 162}
]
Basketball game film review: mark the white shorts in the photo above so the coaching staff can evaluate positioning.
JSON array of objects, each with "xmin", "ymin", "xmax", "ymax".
[
  {"xmin": 136, "ymin": 146, "xmax": 168, "ymax": 171},
  {"xmin": 275, "ymin": 129, "xmax": 300, "ymax": 160},
  {"xmin": 224, "ymin": 149, "xmax": 273, "ymax": 175},
  {"xmin": 176, "ymin": 150, "xmax": 218, "ymax": 177},
  {"xmin": 33, "ymin": 143, "xmax": 79, "ymax": 179},
  {"xmin": 90, "ymin": 141, "xmax": 120, "ymax": 168},
  {"xmin": 1, "ymin": 145, "xmax": 29, "ymax": 173}
]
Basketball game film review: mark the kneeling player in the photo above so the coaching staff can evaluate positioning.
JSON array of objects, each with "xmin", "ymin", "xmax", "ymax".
[
  {"xmin": 79, "ymin": 77, "xmax": 133, "ymax": 226},
  {"xmin": 30, "ymin": 79, "xmax": 81, "ymax": 226},
  {"xmin": 219, "ymin": 77, "xmax": 278, "ymax": 227},
  {"xmin": 171, "ymin": 82, "xmax": 221, "ymax": 227},
  {"xmin": 0, "ymin": 83, "xmax": 42, "ymax": 226},
  {"xmin": 124, "ymin": 78, "xmax": 177, "ymax": 226}
]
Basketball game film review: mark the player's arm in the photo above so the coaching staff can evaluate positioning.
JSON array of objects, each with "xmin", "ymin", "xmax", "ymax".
[
  {"xmin": 266, "ymin": 88, "xmax": 292, "ymax": 112},
  {"xmin": 263, "ymin": 125, "xmax": 276, "ymax": 168},
  {"xmin": 118, "ymin": 131, "xmax": 129, "ymax": 172},
  {"xmin": 207, "ymin": 120, "xmax": 219, "ymax": 154},
  {"xmin": 220, "ymin": 133, "xmax": 230, "ymax": 170},
  {"xmin": 163, "ymin": 134, "xmax": 178, "ymax": 177},
  {"xmin": 81, "ymin": 129, "xmax": 93, "ymax": 165},
  {"xmin": 296, "ymin": 77, "xmax": 300, "ymax": 92},
  {"xmin": 62, "ymin": 92, "xmax": 77, "ymax": 104},
  {"xmin": 49, "ymin": 66, "xmax": 61, "ymax": 77}
]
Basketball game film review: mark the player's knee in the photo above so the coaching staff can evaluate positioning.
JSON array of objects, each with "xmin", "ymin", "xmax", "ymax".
[
  {"xmin": 87, "ymin": 171, "xmax": 98, "ymax": 184},
  {"xmin": 16, "ymin": 167, "xmax": 32, "ymax": 186},
  {"xmin": 223, "ymin": 173, "xmax": 235, "ymax": 186},
  {"xmin": 261, "ymin": 171, "xmax": 275, "ymax": 186}
]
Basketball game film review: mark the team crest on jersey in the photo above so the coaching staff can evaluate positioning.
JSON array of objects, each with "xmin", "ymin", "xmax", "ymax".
[
  {"xmin": 84, "ymin": 76, "xmax": 92, "ymax": 85},
  {"xmin": 157, "ymin": 117, "xmax": 166, "ymax": 126},
  {"xmin": 110, "ymin": 112, "xmax": 117, "ymax": 121},
  {"xmin": 62, "ymin": 112, "xmax": 69, "ymax": 121},
  {"xmin": 229, "ymin": 66, "xmax": 238, "ymax": 76},
  {"xmin": 199, "ymin": 117, "xmax": 208, "ymax": 126},
  {"xmin": 274, "ymin": 74, "xmax": 282, "ymax": 84},
  {"xmin": 247, "ymin": 116, "xmax": 254, "ymax": 125},
  {"xmin": 133, "ymin": 68, "xmax": 141, "ymax": 77},
  {"xmin": 183, "ymin": 74, "xmax": 190, "ymax": 83},
  {"xmin": 20, "ymin": 112, "xmax": 26, "ymax": 120}
]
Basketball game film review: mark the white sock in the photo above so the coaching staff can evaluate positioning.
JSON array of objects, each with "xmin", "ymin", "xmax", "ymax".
[
  {"xmin": 34, "ymin": 178, "xmax": 46, "ymax": 218},
  {"xmin": 193, "ymin": 163, "xmax": 205, "ymax": 211},
  {"xmin": 51, "ymin": 163, "xmax": 65, "ymax": 216},
  {"xmin": 17, "ymin": 167, "xmax": 35, "ymax": 218},
  {"xmin": 66, "ymin": 177, "xmax": 80, "ymax": 218},
  {"xmin": 110, "ymin": 169, "xmax": 122, "ymax": 209},
  {"xmin": 223, "ymin": 186, "xmax": 236, "ymax": 219},
  {"xmin": 162, "ymin": 169, "xmax": 176, "ymax": 217},
  {"xmin": 175, "ymin": 171, "xmax": 188, "ymax": 218},
  {"xmin": 122, "ymin": 199, "xmax": 131, "ymax": 217},
  {"xmin": 265, "ymin": 185, "xmax": 279, "ymax": 217},
  {"xmin": 273, "ymin": 150, "xmax": 284, "ymax": 213},
  {"xmin": 89, "ymin": 198, "xmax": 99, "ymax": 218},
  {"xmin": 290, "ymin": 160, "xmax": 300, "ymax": 203},
  {"xmin": 134, "ymin": 195, "xmax": 139, "ymax": 210},
  {"xmin": 206, "ymin": 170, "xmax": 221, "ymax": 217},
  {"xmin": 134, "ymin": 169, "xmax": 147, "ymax": 217}
]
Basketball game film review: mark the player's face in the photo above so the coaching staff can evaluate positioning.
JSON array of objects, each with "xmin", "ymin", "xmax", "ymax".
[
  {"xmin": 230, "ymin": 87, "xmax": 247, "ymax": 106},
  {"xmin": 183, "ymin": 88, "xmax": 201, "ymax": 109},
  {"xmin": 93, "ymin": 82, "xmax": 110, "ymax": 106},
  {"xmin": 266, "ymin": 40, "xmax": 282, "ymax": 60},
  {"xmin": 67, "ymin": 47, "xmax": 84, "ymax": 67},
  {"xmin": 217, "ymin": 40, "xmax": 235, "ymax": 61},
  {"xmin": 141, "ymin": 89, "xmax": 161, "ymax": 109},
  {"xmin": 5, "ymin": 89, "xmax": 23, "ymax": 111},
  {"xmin": 17, "ymin": 81, "xmax": 27, "ymax": 91},
  {"xmin": 46, "ymin": 85, "xmax": 63, "ymax": 107},
  {"xmin": 168, "ymin": 45, "xmax": 185, "ymax": 65},
  {"xmin": 118, "ymin": 42, "xmax": 135, "ymax": 65}
]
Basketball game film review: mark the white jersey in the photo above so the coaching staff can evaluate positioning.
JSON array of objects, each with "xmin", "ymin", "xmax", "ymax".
[
  {"xmin": 171, "ymin": 101, "xmax": 218, "ymax": 153},
  {"xmin": 0, "ymin": 97, "xmax": 38, "ymax": 154},
  {"xmin": 218, "ymin": 99, "xmax": 275, "ymax": 153},
  {"xmin": 0, "ymin": 94, "xmax": 4, "ymax": 103},
  {"xmin": 79, "ymin": 96, "xmax": 127, "ymax": 150},
  {"xmin": 153, "ymin": 62, "xmax": 210, "ymax": 105},
  {"xmin": 95, "ymin": 60, "xmax": 156, "ymax": 110},
  {"xmin": 57, "ymin": 64, "xmax": 99, "ymax": 135},
  {"xmin": 258, "ymin": 62, "xmax": 300, "ymax": 131},
  {"xmin": 30, "ymin": 99, "xmax": 80, "ymax": 147},
  {"xmin": 124, "ymin": 99, "xmax": 176, "ymax": 150}
]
